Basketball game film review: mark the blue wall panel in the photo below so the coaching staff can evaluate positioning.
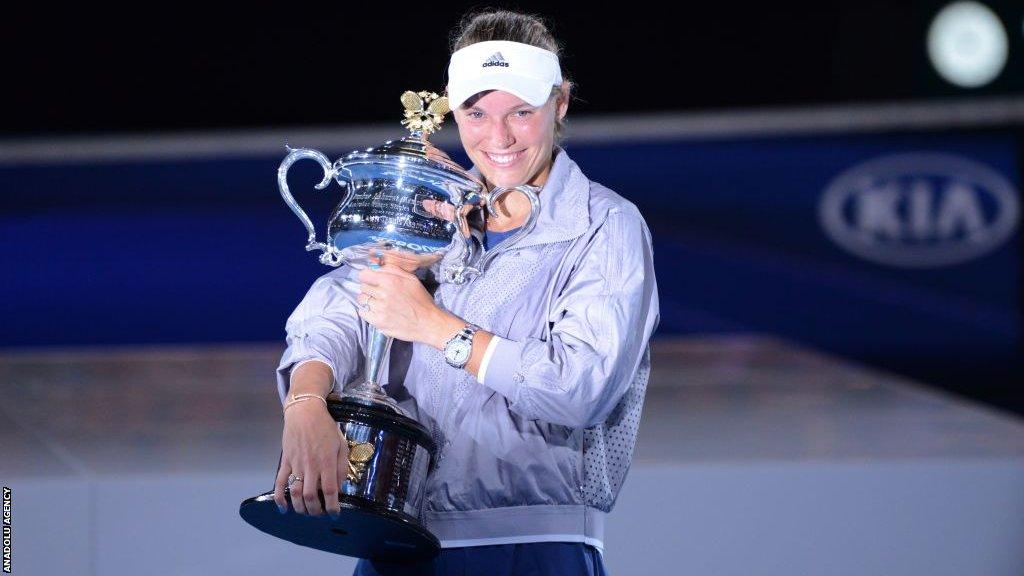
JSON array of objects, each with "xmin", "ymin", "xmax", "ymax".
[{"xmin": 2, "ymin": 130, "xmax": 1019, "ymax": 392}]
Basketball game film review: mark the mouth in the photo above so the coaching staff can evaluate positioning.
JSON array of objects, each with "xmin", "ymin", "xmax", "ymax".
[{"xmin": 483, "ymin": 150, "xmax": 525, "ymax": 167}]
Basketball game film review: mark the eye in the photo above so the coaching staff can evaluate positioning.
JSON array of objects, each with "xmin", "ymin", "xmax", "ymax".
[
  {"xmin": 466, "ymin": 111, "xmax": 484, "ymax": 120},
  {"xmin": 513, "ymin": 110, "xmax": 533, "ymax": 118}
]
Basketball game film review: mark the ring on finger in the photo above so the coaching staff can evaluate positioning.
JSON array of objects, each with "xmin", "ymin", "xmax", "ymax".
[{"xmin": 287, "ymin": 474, "xmax": 304, "ymax": 488}]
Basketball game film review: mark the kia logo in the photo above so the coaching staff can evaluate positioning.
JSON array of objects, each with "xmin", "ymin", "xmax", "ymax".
[{"xmin": 818, "ymin": 153, "xmax": 1019, "ymax": 267}]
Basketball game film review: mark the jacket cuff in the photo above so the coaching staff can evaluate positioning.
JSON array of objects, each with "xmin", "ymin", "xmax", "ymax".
[
  {"xmin": 478, "ymin": 336, "xmax": 528, "ymax": 402},
  {"xmin": 476, "ymin": 335, "xmax": 502, "ymax": 385}
]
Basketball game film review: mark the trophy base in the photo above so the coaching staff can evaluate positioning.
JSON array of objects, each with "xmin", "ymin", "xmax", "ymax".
[
  {"xmin": 240, "ymin": 398, "xmax": 439, "ymax": 562},
  {"xmin": 239, "ymin": 491, "xmax": 440, "ymax": 562}
]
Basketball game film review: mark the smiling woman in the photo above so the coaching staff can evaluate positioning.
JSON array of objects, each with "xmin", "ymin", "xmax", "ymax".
[
  {"xmin": 446, "ymin": 21, "xmax": 571, "ymax": 231},
  {"xmin": 447, "ymin": 36, "xmax": 570, "ymax": 219},
  {"xmin": 453, "ymin": 88, "xmax": 567, "ymax": 191},
  {"xmin": 274, "ymin": 9, "xmax": 660, "ymax": 576}
]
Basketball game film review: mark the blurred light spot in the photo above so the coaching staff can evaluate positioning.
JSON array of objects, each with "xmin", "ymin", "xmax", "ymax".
[{"xmin": 927, "ymin": 1, "xmax": 1008, "ymax": 88}]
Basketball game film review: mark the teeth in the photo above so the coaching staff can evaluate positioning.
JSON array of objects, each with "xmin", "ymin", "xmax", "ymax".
[{"xmin": 486, "ymin": 151, "xmax": 520, "ymax": 165}]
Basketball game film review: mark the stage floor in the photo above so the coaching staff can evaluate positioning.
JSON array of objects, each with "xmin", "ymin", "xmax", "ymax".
[{"xmin": 3, "ymin": 335, "xmax": 1023, "ymax": 575}]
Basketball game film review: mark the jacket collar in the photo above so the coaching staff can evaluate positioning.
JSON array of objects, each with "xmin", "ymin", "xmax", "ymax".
[{"xmin": 468, "ymin": 147, "xmax": 591, "ymax": 250}]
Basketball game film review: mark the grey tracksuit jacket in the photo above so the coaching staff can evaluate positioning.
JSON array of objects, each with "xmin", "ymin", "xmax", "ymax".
[{"xmin": 276, "ymin": 148, "xmax": 660, "ymax": 550}]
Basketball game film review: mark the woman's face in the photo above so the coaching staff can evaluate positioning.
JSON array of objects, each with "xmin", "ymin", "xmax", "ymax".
[{"xmin": 452, "ymin": 84, "xmax": 568, "ymax": 189}]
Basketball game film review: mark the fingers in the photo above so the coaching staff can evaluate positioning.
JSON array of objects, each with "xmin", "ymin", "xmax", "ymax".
[
  {"xmin": 357, "ymin": 268, "xmax": 413, "ymax": 317},
  {"xmin": 369, "ymin": 265, "xmax": 417, "ymax": 280},
  {"xmin": 358, "ymin": 265, "xmax": 415, "ymax": 286},
  {"xmin": 302, "ymin": 467, "xmax": 324, "ymax": 516},
  {"xmin": 371, "ymin": 248, "xmax": 386, "ymax": 267},
  {"xmin": 356, "ymin": 304, "xmax": 380, "ymax": 329},
  {"xmin": 276, "ymin": 431, "xmax": 356, "ymax": 521},
  {"xmin": 377, "ymin": 250, "xmax": 421, "ymax": 273},
  {"xmin": 321, "ymin": 473, "xmax": 342, "ymax": 518},
  {"xmin": 357, "ymin": 292, "xmax": 382, "ymax": 324},
  {"xmin": 358, "ymin": 267, "xmax": 382, "ymax": 286},
  {"xmin": 277, "ymin": 404, "xmax": 349, "ymax": 519},
  {"xmin": 421, "ymin": 198, "xmax": 440, "ymax": 217},
  {"xmin": 321, "ymin": 438, "xmax": 341, "ymax": 518},
  {"xmin": 422, "ymin": 199, "xmax": 458, "ymax": 222},
  {"xmin": 274, "ymin": 461, "xmax": 291, "ymax": 514},
  {"xmin": 321, "ymin": 467, "xmax": 341, "ymax": 519},
  {"xmin": 290, "ymin": 471, "xmax": 309, "ymax": 515},
  {"xmin": 358, "ymin": 287, "xmax": 380, "ymax": 301}
]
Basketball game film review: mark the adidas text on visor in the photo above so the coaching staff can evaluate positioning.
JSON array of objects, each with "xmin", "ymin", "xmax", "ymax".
[{"xmin": 446, "ymin": 41, "xmax": 563, "ymax": 109}]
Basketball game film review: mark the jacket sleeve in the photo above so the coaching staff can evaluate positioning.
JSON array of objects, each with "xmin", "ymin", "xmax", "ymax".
[
  {"xmin": 479, "ymin": 204, "xmax": 660, "ymax": 428},
  {"xmin": 275, "ymin": 266, "xmax": 366, "ymax": 405}
]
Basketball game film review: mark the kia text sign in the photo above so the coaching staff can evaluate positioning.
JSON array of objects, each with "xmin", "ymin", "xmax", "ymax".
[{"xmin": 819, "ymin": 153, "xmax": 1019, "ymax": 267}]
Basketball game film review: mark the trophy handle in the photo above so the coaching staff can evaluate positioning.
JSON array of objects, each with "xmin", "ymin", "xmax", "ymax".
[
  {"xmin": 437, "ymin": 191, "xmax": 483, "ymax": 284},
  {"xmin": 476, "ymin": 185, "xmax": 541, "ymax": 275},
  {"xmin": 443, "ymin": 185, "xmax": 540, "ymax": 283},
  {"xmin": 277, "ymin": 145, "xmax": 349, "ymax": 266}
]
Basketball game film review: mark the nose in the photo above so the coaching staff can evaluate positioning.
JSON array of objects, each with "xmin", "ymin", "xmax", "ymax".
[{"xmin": 488, "ymin": 118, "xmax": 514, "ymax": 149}]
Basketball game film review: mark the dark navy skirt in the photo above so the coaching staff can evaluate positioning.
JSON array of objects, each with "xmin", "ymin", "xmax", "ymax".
[{"xmin": 353, "ymin": 542, "xmax": 608, "ymax": 576}]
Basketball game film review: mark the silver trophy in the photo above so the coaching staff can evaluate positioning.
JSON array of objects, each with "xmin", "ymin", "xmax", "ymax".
[{"xmin": 240, "ymin": 91, "xmax": 540, "ymax": 563}]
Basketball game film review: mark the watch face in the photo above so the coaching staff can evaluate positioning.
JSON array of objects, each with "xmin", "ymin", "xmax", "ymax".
[{"xmin": 445, "ymin": 340, "xmax": 472, "ymax": 366}]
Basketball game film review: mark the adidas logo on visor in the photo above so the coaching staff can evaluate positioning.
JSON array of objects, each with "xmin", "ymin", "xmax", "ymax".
[{"xmin": 482, "ymin": 52, "xmax": 509, "ymax": 68}]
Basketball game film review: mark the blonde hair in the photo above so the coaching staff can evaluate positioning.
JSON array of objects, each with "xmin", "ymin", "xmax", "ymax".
[{"xmin": 449, "ymin": 10, "xmax": 572, "ymax": 142}]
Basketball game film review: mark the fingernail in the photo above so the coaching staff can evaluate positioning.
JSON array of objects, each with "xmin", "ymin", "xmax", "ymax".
[
  {"xmin": 375, "ymin": 251, "xmax": 383, "ymax": 258},
  {"xmin": 277, "ymin": 503, "xmax": 288, "ymax": 514},
  {"xmin": 370, "ymin": 263, "xmax": 381, "ymax": 269}
]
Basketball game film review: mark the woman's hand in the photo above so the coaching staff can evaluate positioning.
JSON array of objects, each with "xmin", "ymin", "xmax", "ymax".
[
  {"xmin": 420, "ymin": 198, "xmax": 457, "ymax": 223},
  {"xmin": 274, "ymin": 399, "xmax": 349, "ymax": 517},
  {"xmin": 421, "ymin": 198, "xmax": 475, "ymax": 238},
  {"xmin": 374, "ymin": 248, "xmax": 441, "ymax": 274},
  {"xmin": 357, "ymin": 264, "xmax": 461, "ymax": 347}
]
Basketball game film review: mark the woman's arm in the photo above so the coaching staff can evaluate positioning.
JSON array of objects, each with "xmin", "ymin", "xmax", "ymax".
[
  {"xmin": 287, "ymin": 360, "xmax": 335, "ymax": 397},
  {"xmin": 273, "ymin": 266, "xmax": 365, "ymax": 518},
  {"xmin": 275, "ymin": 266, "xmax": 366, "ymax": 404},
  {"xmin": 475, "ymin": 205, "xmax": 660, "ymax": 428},
  {"xmin": 352, "ymin": 266, "xmax": 495, "ymax": 377},
  {"xmin": 356, "ymin": 203, "xmax": 659, "ymax": 429}
]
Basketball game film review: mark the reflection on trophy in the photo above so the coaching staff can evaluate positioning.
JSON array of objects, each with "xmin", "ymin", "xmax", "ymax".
[{"xmin": 239, "ymin": 90, "xmax": 540, "ymax": 563}]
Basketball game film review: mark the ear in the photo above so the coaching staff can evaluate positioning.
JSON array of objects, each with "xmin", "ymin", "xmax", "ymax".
[{"xmin": 555, "ymin": 81, "xmax": 570, "ymax": 120}]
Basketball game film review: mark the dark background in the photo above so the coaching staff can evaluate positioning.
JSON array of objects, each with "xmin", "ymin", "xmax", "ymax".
[{"xmin": 5, "ymin": 1, "xmax": 1023, "ymax": 136}]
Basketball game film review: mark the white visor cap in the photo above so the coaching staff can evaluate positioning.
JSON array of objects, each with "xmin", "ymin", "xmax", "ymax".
[{"xmin": 447, "ymin": 40, "xmax": 563, "ymax": 109}]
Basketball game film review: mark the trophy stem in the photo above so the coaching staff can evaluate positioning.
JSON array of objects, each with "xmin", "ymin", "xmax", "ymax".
[
  {"xmin": 341, "ymin": 325, "xmax": 404, "ymax": 414},
  {"xmin": 365, "ymin": 326, "xmax": 392, "ymax": 386}
]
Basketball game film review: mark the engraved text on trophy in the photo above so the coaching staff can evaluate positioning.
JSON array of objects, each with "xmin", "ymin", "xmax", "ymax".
[{"xmin": 328, "ymin": 183, "xmax": 455, "ymax": 254}]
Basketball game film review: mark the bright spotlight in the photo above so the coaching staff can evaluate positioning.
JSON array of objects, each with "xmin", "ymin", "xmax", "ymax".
[{"xmin": 927, "ymin": 1, "xmax": 1008, "ymax": 88}]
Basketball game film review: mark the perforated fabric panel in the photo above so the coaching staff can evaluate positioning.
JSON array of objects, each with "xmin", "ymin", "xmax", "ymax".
[{"xmin": 581, "ymin": 346, "xmax": 650, "ymax": 512}]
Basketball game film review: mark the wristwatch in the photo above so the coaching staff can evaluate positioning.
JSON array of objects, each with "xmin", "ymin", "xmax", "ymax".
[{"xmin": 443, "ymin": 323, "xmax": 481, "ymax": 369}]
